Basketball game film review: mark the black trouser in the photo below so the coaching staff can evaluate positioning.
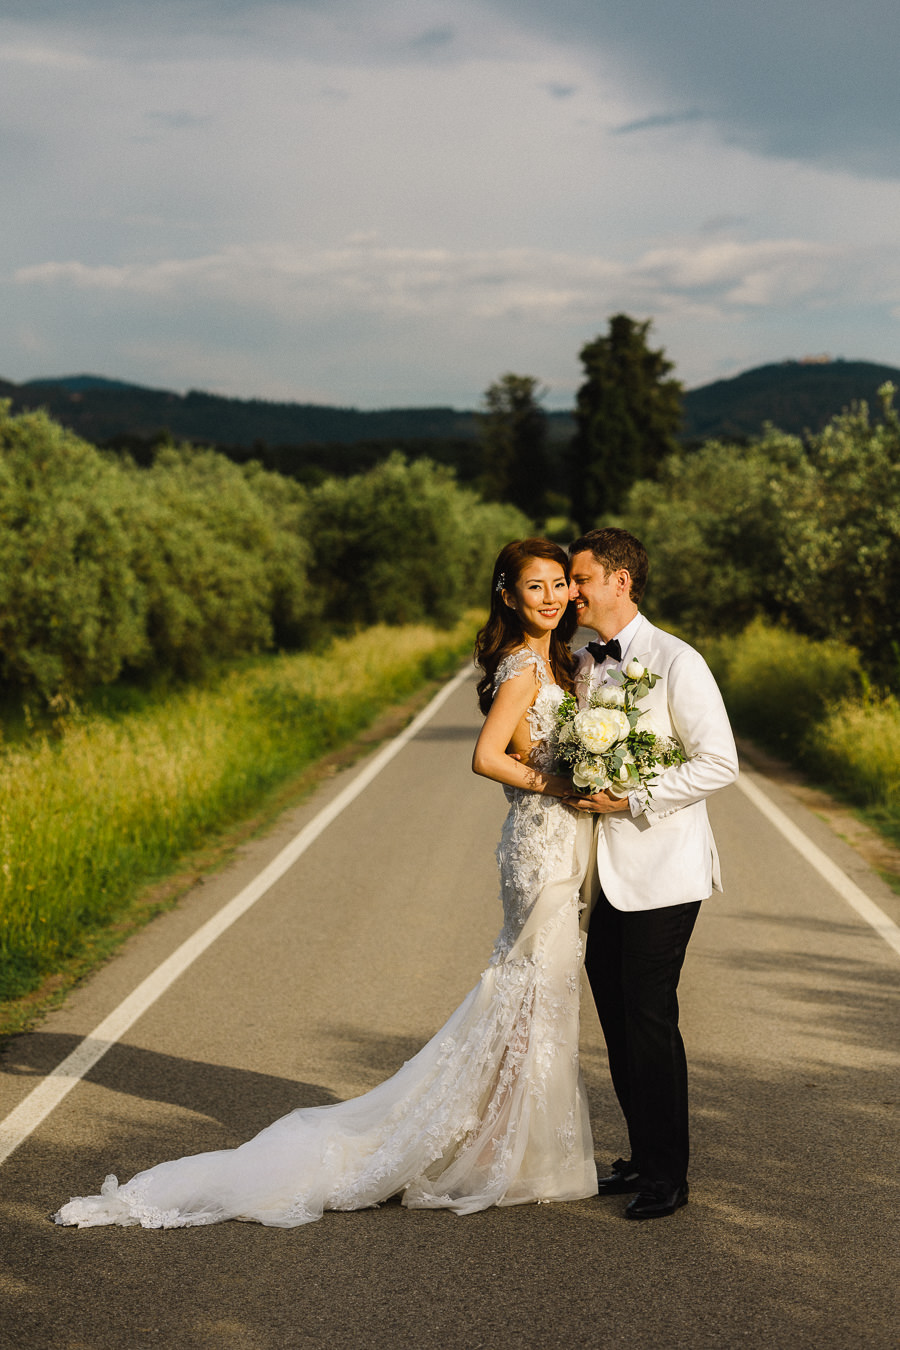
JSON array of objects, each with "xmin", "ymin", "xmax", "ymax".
[{"xmin": 585, "ymin": 892, "xmax": 701, "ymax": 1186}]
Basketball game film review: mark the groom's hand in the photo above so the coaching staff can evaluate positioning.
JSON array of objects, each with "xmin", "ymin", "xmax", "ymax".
[{"xmin": 564, "ymin": 790, "xmax": 631, "ymax": 814}]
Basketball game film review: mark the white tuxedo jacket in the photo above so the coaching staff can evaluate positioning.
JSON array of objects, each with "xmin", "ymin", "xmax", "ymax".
[{"xmin": 575, "ymin": 616, "xmax": 739, "ymax": 912}]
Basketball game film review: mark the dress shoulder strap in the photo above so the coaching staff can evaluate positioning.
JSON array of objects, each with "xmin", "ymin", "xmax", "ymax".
[{"xmin": 492, "ymin": 648, "xmax": 550, "ymax": 695}]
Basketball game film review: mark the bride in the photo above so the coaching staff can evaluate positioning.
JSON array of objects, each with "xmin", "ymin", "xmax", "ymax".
[{"xmin": 54, "ymin": 537, "xmax": 598, "ymax": 1228}]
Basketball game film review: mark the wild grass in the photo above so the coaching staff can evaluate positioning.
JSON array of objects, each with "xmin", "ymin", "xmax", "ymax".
[
  {"xmin": 701, "ymin": 617, "xmax": 899, "ymax": 845},
  {"xmin": 703, "ymin": 617, "xmax": 865, "ymax": 748},
  {"xmin": 803, "ymin": 696, "xmax": 900, "ymax": 848},
  {"xmin": 0, "ymin": 618, "xmax": 480, "ymax": 1005}
]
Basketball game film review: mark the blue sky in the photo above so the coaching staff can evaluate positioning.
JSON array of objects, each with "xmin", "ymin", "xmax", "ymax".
[{"xmin": 2, "ymin": 0, "xmax": 899, "ymax": 408}]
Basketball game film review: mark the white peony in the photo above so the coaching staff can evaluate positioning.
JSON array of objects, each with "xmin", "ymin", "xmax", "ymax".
[
  {"xmin": 595, "ymin": 684, "xmax": 625, "ymax": 708},
  {"xmin": 572, "ymin": 760, "xmax": 610, "ymax": 792},
  {"xmin": 572, "ymin": 706, "xmax": 630, "ymax": 754},
  {"xmin": 625, "ymin": 658, "xmax": 645, "ymax": 680}
]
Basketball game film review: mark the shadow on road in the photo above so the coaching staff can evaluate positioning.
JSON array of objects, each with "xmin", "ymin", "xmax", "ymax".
[
  {"xmin": 2, "ymin": 1028, "xmax": 898, "ymax": 1347},
  {"xmin": 2, "ymin": 1032, "xmax": 340, "ymax": 1140},
  {"xmin": 412, "ymin": 724, "xmax": 478, "ymax": 743},
  {"xmin": 700, "ymin": 906, "xmax": 900, "ymax": 1057}
]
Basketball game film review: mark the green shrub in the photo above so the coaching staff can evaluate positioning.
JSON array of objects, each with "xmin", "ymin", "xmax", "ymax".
[
  {"xmin": 240, "ymin": 460, "xmax": 315, "ymax": 649},
  {"xmin": 0, "ymin": 406, "xmax": 149, "ymax": 702},
  {"xmin": 0, "ymin": 407, "xmax": 528, "ymax": 707},
  {"xmin": 306, "ymin": 453, "xmax": 529, "ymax": 631},
  {"xmin": 803, "ymin": 695, "xmax": 900, "ymax": 812},
  {"xmin": 705, "ymin": 618, "xmax": 864, "ymax": 749},
  {"xmin": 774, "ymin": 398, "xmax": 900, "ymax": 669},
  {"xmin": 124, "ymin": 447, "xmax": 315, "ymax": 677},
  {"xmin": 623, "ymin": 430, "xmax": 811, "ymax": 638},
  {"xmin": 624, "ymin": 392, "xmax": 900, "ymax": 682}
]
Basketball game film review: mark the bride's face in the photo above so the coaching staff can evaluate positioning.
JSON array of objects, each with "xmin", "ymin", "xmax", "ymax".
[{"xmin": 503, "ymin": 558, "xmax": 570, "ymax": 638}]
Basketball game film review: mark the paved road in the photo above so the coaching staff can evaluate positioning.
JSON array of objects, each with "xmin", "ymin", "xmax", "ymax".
[{"xmin": 1, "ymin": 669, "xmax": 898, "ymax": 1349}]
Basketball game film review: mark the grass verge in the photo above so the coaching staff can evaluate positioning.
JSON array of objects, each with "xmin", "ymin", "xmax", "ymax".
[
  {"xmin": 701, "ymin": 617, "xmax": 900, "ymax": 863},
  {"xmin": 0, "ymin": 618, "xmax": 480, "ymax": 1029}
]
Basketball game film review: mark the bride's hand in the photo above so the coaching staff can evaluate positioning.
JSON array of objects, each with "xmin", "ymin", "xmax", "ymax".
[{"xmin": 564, "ymin": 790, "xmax": 631, "ymax": 814}]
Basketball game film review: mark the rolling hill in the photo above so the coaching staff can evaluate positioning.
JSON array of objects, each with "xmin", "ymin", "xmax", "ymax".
[
  {"xmin": 0, "ymin": 374, "xmax": 481, "ymax": 446},
  {"xmin": 2, "ymin": 358, "xmax": 898, "ymax": 460},
  {"xmin": 680, "ymin": 358, "xmax": 900, "ymax": 441}
]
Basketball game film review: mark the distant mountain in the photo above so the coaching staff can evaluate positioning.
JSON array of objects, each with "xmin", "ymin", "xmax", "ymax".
[
  {"xmin": 1, "ymin": 375, "xmax": 482, "ymax": 446},
  {"xmin": 22, "ymin": 374, "xmax": 152, "ymax": 394},
  {"xmin": 681, "ymin": 358, "xmax": 900, "ymax": 441},
  {"xmin": 3, "ymin": 358, "xmax": 898, "ymax": 461}
]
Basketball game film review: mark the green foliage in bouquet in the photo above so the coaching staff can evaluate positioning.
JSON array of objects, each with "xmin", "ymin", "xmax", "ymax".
[{"xmin": 554, "ymin": 664, "xmax": 684, "ymax": 796}]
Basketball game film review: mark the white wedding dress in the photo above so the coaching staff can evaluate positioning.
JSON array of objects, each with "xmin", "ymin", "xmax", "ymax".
[{"xmin": 54, "ymin": 650, "xmax": 597, "ymax": 1229}]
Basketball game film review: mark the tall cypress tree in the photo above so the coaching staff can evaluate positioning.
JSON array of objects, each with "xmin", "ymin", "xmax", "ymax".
[
  {"xmin": 478, "ymin": 373, "xmax": 549, "ymax": 524},
  {"xmin": 570, "ymin": 314, "xmax": 683, "ymax": 530}
]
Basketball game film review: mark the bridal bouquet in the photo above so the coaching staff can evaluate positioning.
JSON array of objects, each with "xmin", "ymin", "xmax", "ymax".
[{"xmin": 554, "ymin": 660, "xmax": 684, "ymax": 797}]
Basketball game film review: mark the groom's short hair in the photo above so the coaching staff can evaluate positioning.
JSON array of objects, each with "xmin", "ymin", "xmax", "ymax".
[{"xmin": 569, "ymin": 528, "xmax": 649, "ymax": 604}]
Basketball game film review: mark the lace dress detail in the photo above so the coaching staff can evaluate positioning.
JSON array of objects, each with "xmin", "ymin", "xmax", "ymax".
[
  {"xmin": 53, "ymin": 653, "xmax": 596, "ymax": 1230},
  {"xmin": 491, "ymin": 649, "xmax": 573, "ymax": 962}
]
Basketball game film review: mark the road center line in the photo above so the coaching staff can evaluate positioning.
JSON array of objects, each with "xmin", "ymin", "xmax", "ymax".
[
  {"xmin": 735, "ymin": 772, "xmax": 900, "ymax": 959},
  {"xmin": 0, "ymin": 664, "xmax": 474, "ymax": 1169}
]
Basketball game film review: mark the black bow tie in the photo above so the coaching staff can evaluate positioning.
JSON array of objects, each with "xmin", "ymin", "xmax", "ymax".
[{"xmin": 587, "ymin": 638, "xmax": 622, "ymax": 664}]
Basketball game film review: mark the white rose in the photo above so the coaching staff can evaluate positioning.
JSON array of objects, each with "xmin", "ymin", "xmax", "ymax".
[
  {"xmin": 596, "ymin": 684, "xmax": 625, "ymax": 708},
  {"xmin": 572, "ymin": 706, "xmax": 630, "ymax": 754},
  {"xmin": 625, "ymin": 659, "xmax": 645, "ymax": 680}
]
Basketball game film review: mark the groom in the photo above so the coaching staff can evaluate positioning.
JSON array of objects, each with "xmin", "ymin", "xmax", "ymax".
[{"xmin": 567, "ymin": 528, "xmax": 738, "ymax": 1220}]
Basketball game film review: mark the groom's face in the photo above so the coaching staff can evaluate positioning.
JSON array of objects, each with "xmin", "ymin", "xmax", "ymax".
[{"xmin": 568, "ymin": 551, "xmax": 625, "ymax": 638}]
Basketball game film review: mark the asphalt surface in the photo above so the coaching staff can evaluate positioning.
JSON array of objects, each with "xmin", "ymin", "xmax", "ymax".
[{"xmin": 1, "ymin": 668, "xmax": 898, "ymax": 1349}]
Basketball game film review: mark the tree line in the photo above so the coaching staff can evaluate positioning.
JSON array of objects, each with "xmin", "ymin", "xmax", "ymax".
[
  {"xmin": 0, "ymin": 402, "xmax": 526, "ymax": 706},
  {"xmin": 4, "ymin": 310, "xmax": 897, "ymax": 705},
  {"xmin": 623, "ymin": 389, "xmax": 900, "ymax": 683},
  {"xmin": 479, "ymin": 316, "xmax": 899, "ymax": 686}
]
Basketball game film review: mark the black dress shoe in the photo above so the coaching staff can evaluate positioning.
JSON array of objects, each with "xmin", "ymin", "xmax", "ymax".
[
  {"xmin": 596, "ymin": 1158, "xmax": 642, "ymax": 1195},
  {"xmin": 625, "ymin": 1180, "xmax": 689, "ymax": 1220}
]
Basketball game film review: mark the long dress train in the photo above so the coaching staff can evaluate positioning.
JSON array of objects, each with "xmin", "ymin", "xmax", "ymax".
[{"xmin": 53, "ymin": 651, "xmax": 597, "ymax": 1228}]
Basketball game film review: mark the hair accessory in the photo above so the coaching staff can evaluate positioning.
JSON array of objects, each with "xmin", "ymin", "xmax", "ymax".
[{"xmin": 495, "ymin": 571, "xmax": 506, "ymax": 594}]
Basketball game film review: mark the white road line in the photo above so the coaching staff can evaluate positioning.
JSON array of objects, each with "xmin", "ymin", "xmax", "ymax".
[
  {"xmin": 735, "ymin": 772, "xmax": 900, "ymax": 959},
  {"xmin": 0, "ymin": 664, "xmax": 474, "ymax": 1169}
]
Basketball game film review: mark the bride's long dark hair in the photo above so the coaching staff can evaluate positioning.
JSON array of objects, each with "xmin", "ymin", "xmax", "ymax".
[{"xmin": 474, "ymin": 538, "xmax": 578, "ymax": 715}]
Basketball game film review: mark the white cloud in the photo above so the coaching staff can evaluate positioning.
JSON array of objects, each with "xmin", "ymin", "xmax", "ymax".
[
  {"xmin": 0, "ymin": 42, "xmax": 95, "ymax": 69},
  {"xmin": 11, "ymin": 235, "xmax": 870, "ymax": 325},
  {"xmin": 3, "ymin": 1, "xmax": 900, "ymax": 406},
  {"xmin": 634, "ymin": 240, "xmax": 840, "ymax": 300}
]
